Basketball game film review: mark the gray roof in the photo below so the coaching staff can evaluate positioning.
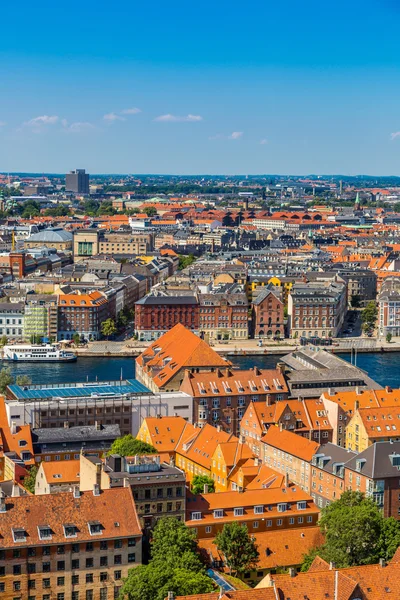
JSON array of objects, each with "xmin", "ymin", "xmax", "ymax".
[
  {"xmin": 313, "ymin": 442, "xmax": 357, "ymax": 475},
  {"xmin": 136, "ymin": 294, "xmax": 197, "ymax": 305},
  {"xmin": 345, "ymin": 440, "xmax": 400, "ymax": 479},
  {"xmin": 27, "ymin": 227, "xmax": 73, "ymax": 243},
  {"xmin": 32, "ymin": 424, "xmax": 121, "ymax": 444}
]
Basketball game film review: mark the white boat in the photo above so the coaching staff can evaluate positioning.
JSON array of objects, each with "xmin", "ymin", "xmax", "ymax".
[{"xmin": 3, "ymin": 344, "xmax": 77, "ymax": 363}]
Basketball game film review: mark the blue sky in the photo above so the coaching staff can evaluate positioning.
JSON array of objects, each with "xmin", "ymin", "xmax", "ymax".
[{"xmin": 1, "ymin": 0, "xmax": 400, "ymax": 175}]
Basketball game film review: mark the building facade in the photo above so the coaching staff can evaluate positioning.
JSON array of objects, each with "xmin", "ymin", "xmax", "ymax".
[
  {"xmin": 57, "ymin": 291, "xmax": 109, "ymax": 340},
  {"xmin": 134, "ymin": 294, "xmax": 199, "ymax": 341},
  {"xmin": 66, "ymin": 169, "xmax": 89, "ymax": 194}
]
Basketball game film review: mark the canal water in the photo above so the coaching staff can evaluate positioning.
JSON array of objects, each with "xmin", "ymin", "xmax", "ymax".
[{"xmin": 2, "ymin": 352, "xmax": 400, "ymax": 389}]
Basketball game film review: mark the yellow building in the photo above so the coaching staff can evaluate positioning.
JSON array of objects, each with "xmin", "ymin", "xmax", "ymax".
[
  {"xmin": 248, "ymin": 276, "xmax": 294, "ymax": 304},
  {"xmin": 346, "ymin": 406, "xmax": 400, "ymax": 452},
  {"xmin": 210, "ymin": 440, "xmax": 254, "ymax": 492}
]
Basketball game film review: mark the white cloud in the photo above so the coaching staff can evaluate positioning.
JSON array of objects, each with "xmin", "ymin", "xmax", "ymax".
[
  {"xmin": 121, "ymin": 107, "xmax": 141, "ymax": 115},
  {"xmin": 391, "ymin": 132, "xmax": 400, "ymax": 140},
  {"xmin": 25, "ymin": 115, "xmax": 59, "ymax": 128},
  {"xmin": 154, "ymin": 114, "xmax": 203, "ymax": 122},
  {"xmin": 229, "ymin": 131, "xmax": 243, "ymax": 140},
  {"xmin": 62, "ymin": 120, "xmax": 95, "ymax": 133},
  {"xmin": 260, "ymin": 138, "xmax": 268, "ymax": 145},
  {"xmin": 103, "ymin": 112, "xmax": 125, "ymax": 122}
]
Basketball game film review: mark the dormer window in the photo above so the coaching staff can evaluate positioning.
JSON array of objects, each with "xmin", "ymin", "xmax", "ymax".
[
  {"xmin": 38, "ymin": 526, "xmax": 52, "ymax": 541},
  {"xmin": 191, "ymin": 512, "xmax": 202, "ymax": 521},
  {"xmin": 18, "ymin": 440, "xmax": 27, "ymax": 447},
  {"xmin": 254, "ymin": 505, "xmax": 263, "ymax": 514},
  {"xmin": 297, "ymin": 501, "xmax": 307, "ymax": 510},
  {"xmin": 213, "ymin": 509, "xmax": 223, "ymax": 518},
  {"xmin": 277, "ymin": 503, "xmax": 287, "ymax": 512},
  {"xmin": 88, "ymin": 521, "xmax": 103, "ymax": 536},
  {"xmin": 12, "ymin": 528, "xmax": 27, "ymax": 543},
  {"xmin": 234, "ymin": 507, "xmax": 244, "ymax": 517},
  {"xmin": 63, "ymin": 524, "xmax": 77, "ymax": 538}
]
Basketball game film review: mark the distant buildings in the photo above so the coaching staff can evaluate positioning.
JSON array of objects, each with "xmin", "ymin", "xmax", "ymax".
[
  {"xmin": 378, "ymin": 277, "xmax": 400, "ymax": 337},
  {"xmin": 65, "ymin": 168, "xmax": 89, "ymax": 194},
  {"xmin": 135, "ymin": 293, "xmax": 199, "ymax": 341}
]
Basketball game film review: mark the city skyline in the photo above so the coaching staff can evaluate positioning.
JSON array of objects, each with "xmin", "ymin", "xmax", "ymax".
[{"xmin": 1, "ymin": 0, "xmax": 400, "ymax": 174}]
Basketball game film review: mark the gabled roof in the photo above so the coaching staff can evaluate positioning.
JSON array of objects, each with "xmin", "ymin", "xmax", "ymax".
[
  {"xmin": 176, "ymin": 423, "xmax": 234, "ymax": 470},
  {"xmin": 40, "ymin": 460, "xmax": 80, "ymax": 484},
  {"xmin": 136, "ymin": 324, "xmax": 229, "ymax": 388},
  {"xmin": 261, "ymin": 426, "xmax": 320, "ymax": 462},
  {"xmin": 140, "ymin": 416, "xmax": 189, "ymax": 453},
  {"xmin": 182, "ymin": 367, "xmax": 288, "ymax": 398}
]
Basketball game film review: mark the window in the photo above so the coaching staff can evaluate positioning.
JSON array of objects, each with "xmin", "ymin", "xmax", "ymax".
[
  {"xmin": 234, "ymin": 507, "xmax": 244, "ymax": 517},
  {"xmin": 86, "ymin": 574, "xmax": 93, "ymax": 584},
  {"xmin": 253, "ymin": 521, "xmax": 259, "ymax": 528},
  {"xmin": 13, "ymin": 581, "xmax": 21, "ymax": 591},
  {"xmin": 191, "ymin": 512, "xmax": 202, "ymax": 520},
  {"xmin": 57, "ymin": 594, "xmax": 65, "ymax": 600},
  {"xmin": 100, "ymin": 557, "xmax": 108, "ymax": 567},
  {"xmin": 266, "ymin": 520, "xmax": 272, "ymax": 527},
  {"xmin": 128, "ymin": 538, "xmax": 136, "ymax": 547},
  {"xmin": 0, "ymin": 583, "xmax": 4, "ymax": 592},
  {"xmin": 277, "ymin": 519, "xmax": 283, "ymax": 526},
  {"xmin": 71, "ymin": 592, "xmax": 79, "ymax": 600},
  {"xmin": 57, "ymin": 576, "xmax": 65, "ymax": 585},
  {"xmin": 43, "ymin": 579, "xmax": 51, "ymax": 588},
  {"xmin": 72, "ymin": 575, "xmax": 79, "ymax": 585},
  {"xmin": 64, "ymin": 525, "xmax": 77, "ymax": 539},
  {"xmin": 29, "ymin": 580, "xmax": 36, "ymax": 589},
  {"xmin": 114, "ymin": 555, "xmax": 122, "ymax": 565},
  {"xmin": 42, "ymin": 563, "xmax": 51, "ymax": 573},
  {"xmin": 100, "ymin": 541, "xmax": 108, "ymax": 550},
  {"xmin": 205, "ymin": 526, "xmax": 212, "ymax": 534},
  {"xmin": 72, "ymin": 559, "xmax": 79, "ymax": 570},
  {"xmin": 57, "ymin": 545, "xmax": 65, "ymax": 555},
  {"xmin": 114, "ymin": 588, "xmax": 121, "ymax": 599},
  {"xmin": 128, "ymin": 554, "xmax": 136, "ymax": 563},
  {"xmin": 114, "ymin": 571, "xmax": 122, "ymax": 580},
  {"xmin": 254, "ymin": 505, "xmax": 263, "ymax": 514},
  {"xmin": 289, "ymin": 517, "xmax": 295, "ymax": 524},
  {"xmin": 100, "ymin": 589, "xmax": 108, "ymax": 600},
  {"xmin": 86, "ymin": 592, "xmax": 93, "ymax": 600},
  {"xmin": 297, "ymin": 501, "xmax": 306, "ymax": 510},
  {"xmin": 13, "ymin": 565, "xmax": 21, "ymax": 575},
  {"xmin": 28, "ymin": 563, "xmax": 36, "ymax": 574},
  {"xmin": 86, "ymin": 558, "xmax": 94, "ymax": 568},
  {"xmin": 213, "ymin": 509, "xmax": 223, "ymax": 518},
  {"xmin": 88, "ymin": 522, "xmax": 102, "ymax": 536},
  {"xmin": 100, "ymin": 573, "xmax": 108, "ymax": 582},
  {"xmin": 277, "ymin": 503, "xmax": 287, "ymax": 512},
  {"xmin": 307, "ymin": 516, "xmax": 313, "ymax": 523},
  {"xmin": 72, "ymin": 543, "xmax": 79, "ymax": 553},
  {"xmin": 38, "ymin": 526, "xmax": 52, "ymax": 541},
  {"xmin": 114, "ymin": 539, "xmax": 122, "ymax": 549},
  {"xmin": 57, "ymin": 562, "xmax": 65, "ymax": 572}
]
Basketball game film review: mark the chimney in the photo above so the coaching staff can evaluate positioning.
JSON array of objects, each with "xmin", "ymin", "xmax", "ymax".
[
  {"xmin": 329, "ymin": 561, "xmax": 336, "ymax": 570},
  {"xmin": 285, "ymin": 472, "xmax": 289, "ymax": 487},
  {"xmin": 289, "ymin": 567, "xmax": 296, "ymax": 578},
  {"xmin": 225, "ymin": 368, "xmax": 231, "ymax": 377},
  {"xmin": 254, "ymin": 457, "xmax": 260, "ymax": 467},
  {"xmin": 11, "ymin": 484, "xmax": 20, "ymax": 497},
  {"xmin": 93, "ymin": 484, "xmax": 100, "ymax": 496},
  {"xmin": 379, "ymin": 558, "xmax": 386, "ymax": 568},
  {"xmin": 386, "ymin": 386, "xmax": 393, "ymax": 393},
  {"xmin": 123, "ymin": 477, "xmax": 130, "ymax": 488},
  {"xmin": 354, "ymin": 400, "xmax": 359, "ymax": 411},
  {"xmin": 355, "ymin": 386, "xmax": 361, "ymax": 395},
  {"xmin": 280, "ymin": 422, "xmax": 283, "ymax": 432},
  {"xmin": 327, "ymin": 388, "xmax": 334, "ymax": 396},
  {"xmin": 64, "ymin": 421, "xmax": 69, "ymax": 429},
  {"xmin": 10, "ymin": 421, "xmax": 17, "ymax": 435},
  {"xmin": 0, "ymin": 491, "xmax": 6, "ymax": 512},
  {"xmin": 203, "ymin": 484, "xmax": 209, "ymax": 494},
  {"xmin": 95, "ymin": 421, "xmax": 102, "ymax": 431},
  {"xmin": 156, "ymin": 413, "xmax": 162, "ymax": 419},
  {"xmin": 169, "ymin": 455, "xmax": 175, "ymax": 468},
  {"xmin": 216, "ymin": 425, "xmax": 221, "ymax": 432},
  {"xmin": 276, "ymin": 362, "xmax": 286, "ymax": 375},
  {"xmin": 73, "ymin": 486, "xmax": 80, "ymax": 499},
  {"xmin": 167, "ymin": 593, "xmax": 175, "ymax": 600},
  {"xmin": 254, "ymin": 366, "xmax": 260, "ymax": 376}
]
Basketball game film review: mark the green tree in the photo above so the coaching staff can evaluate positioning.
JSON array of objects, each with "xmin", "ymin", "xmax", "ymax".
[
  {"xmin": 214, "ymin": 522, "xmax": 259, "ymax": 576},
  {"xmin": 23, "ymin": 465, "xmax": 38, "ymax": 494},
  {"xmin": 15, "ymin": 375, "xmax": 32, "ymax": 386},
  {"xmin": 142, "ymin": 206, "xmax": 157, "ymax": 217},
  {"xmin": 72, "ymin": 333, "xmax": 81, "ymax": 346},
  {"xmin": 121, "ymin": 517, "xmax": 213, "ymax": 600},
  {"xmin": 361, "ymin": 301, "xmax": 377, "ymax": 334},
  {"xmin": 30, "ymin": 334, "xmax": 43, "ymax": 344},
  {"xmin": 178, "ymin": 253, "xmax": 196, "ymax": 270},
  {"xmin": 101, "ymin": 318, "xmax": 117, "ymax": 339},
  {"xmin": 44, "ymin": 205, "xmax": 70, "ymax": 217},
  {"xmin": 0, "ymin": 335, "xmax": 8, "ymax": 347},
  {"xmin": 386, "ymin": 332, "xmax": 393, "ymax": 343},
  {"xmin": 108, "ymin": 434, "xmax": 156, "ymax": 457},
  {"xmin": 0, "ymin": 367, "xmax": 14, "ymax": 393},
  {"xmin": 302, "ymin": 491, "xmax": 400, "ymax": 570},
  {"xmin": 192, "ymin": 475, "xmax": 215, "ymax": 494}
]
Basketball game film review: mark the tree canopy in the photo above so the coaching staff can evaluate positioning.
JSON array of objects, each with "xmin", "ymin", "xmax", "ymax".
[
  {"xmin": 23, "ymin": 466, "xmax": 38, "ymax": 494},
  {"xmin": 101, "ymin": 318, "xmax": 117, "ymax": 339},
  {"xmin": 108, "ymin": 434, "xmax": 156, "ymax": 457},
  {"xmin": 0, "ymin": 367, "xmax": 14, "ymax": 393},
  {"xmin": 121, "ymin": 517, "xmax": 213, "ymax": 600},
  {"xmin": 302, "ymin": 491, "xmax": 400, "ymax": 570},
  {"xmin": 178, "ymin": 254, "xmax": 196, "ymax": 271},
  {"xmin": 361, "ymin": 301, "xmax": 377, "ymax": 334},
  {"xmin": 214, "ymin": 522, "xmax": 259, "ymax": 576},
  {"xmin": 192, "ymin": 475, "xmax": 215, "ymax": 494}
]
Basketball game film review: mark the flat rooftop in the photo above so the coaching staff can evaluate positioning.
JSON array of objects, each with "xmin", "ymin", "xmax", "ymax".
[{"xmin": 8, "ymin": 378, "xmax": 151, "ymax": 401}]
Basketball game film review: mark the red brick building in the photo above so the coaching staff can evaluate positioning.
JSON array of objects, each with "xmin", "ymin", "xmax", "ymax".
[
  {"xmin": 252, "ymin": 287, "xmax": 284, "ymax": 339},
  {"xmin": 180, "ymin": 366, "xmax": 288, "ymax": 435},
  {"xmin": 58, "ymin": 290, "xmax": 109, "ymax": 341},
  {"xmin": 134, "ymin": 294, "xmax": 199, "ymax": 341},
  {"xmin": 198, "ymin": 290, "xmax": 248, "ymax": 340}
]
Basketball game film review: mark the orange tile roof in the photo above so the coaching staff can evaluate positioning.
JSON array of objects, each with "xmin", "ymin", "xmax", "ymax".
[
  {"xmin": 215, "ymin": 440, "xmax": 254, "ymax": 469},
  {"xmin": 41, "ymin": 459, "xmax": 80, "ymax": 484},
  {"xmin": 136, "ymin": 324, "xmax": 229, "ymax": 388},
  {"xmin": 357, "ymin": 406, "xmax": 400, "ymax": 438},
  {"xmin": 0, "ymin": 488, "xmax": 141, "ymax": 548},
  {"xmin": 140, "ymin": 416, "xmax": 189, "ymax": 453},
  {"xmin": 177, "ymin": 423, "xmax": 234, "ymax": 470},
  {"xmin": 198, "ymin": 526, "xmax": 324, "ymax": 571},
  {"xmin": 176, "ymin": 591, "xmax": 277, "ymax": 600},
  {"xmin": 0, "ymin": 398, "xmax": 34, "ymax": 464},
  {"xmin": 261, "ymin": 427, "xmax": 320, "ymax": 462},
  {"xmin": 244, "ymin": 464, "xmax": 285, "ymax": 490},
  {"xmin": 58, "ymin": 290, "xmax": 107, "ymax": 307},
  {"xmin": 186, "ymin": 486, "xmax": 317, "ymax": 525},
  {"xmin": 182, "ymin": 367, "xmax": 288, "ymax": 398},
  {"xmin": 321, "ymin": 388, "xmax": 400, "ymax": 415}
]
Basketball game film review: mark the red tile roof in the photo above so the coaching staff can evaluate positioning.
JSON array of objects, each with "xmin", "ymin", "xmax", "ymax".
[{"xmin": 261, "ymin": 426, "xmax": 320, "ymax": 462}]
